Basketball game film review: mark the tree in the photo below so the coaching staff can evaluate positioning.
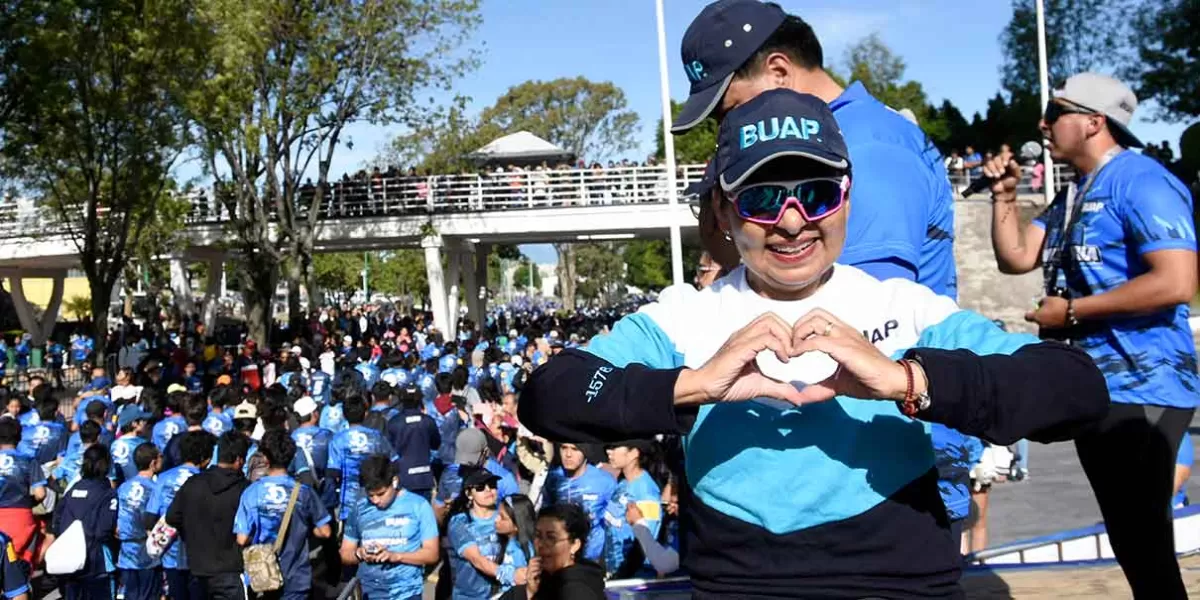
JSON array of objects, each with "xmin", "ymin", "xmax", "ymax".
[
  {"xmin": 387, "ymin": 97, "xmax": 497, "ymax": 174},
  {"xmin": 842, "ymin": 34, "xmax": 947, "ymax": 134},
  {"xmin": 374, "ymin": 250, "xmax": 429, "ymax": 309},
  {"xmin": 574, "ymin": 243, "xmax": 626, "ymax": 306},
  {"xmin": 623, "ymin": 240, "xmax": 671, "ymax": 291},
  {"xmin": 189, "ymin": 0, "xmax": 481, "ymax": 343},
  {"xmin": 1126, "ymin": 0, "xmax": 1200, "ymax": 121},
  {"xmin": 313, "ymin": 253, "xmax": 363, "ymax": 298},
  {"xmin": 1, "ymin": 0, "xmax": 208, "ymax": 360},
  {"xmin": 63, "ymin": 295, "xmax": 92, "ymax": 321},
  {"xmin": 124, "ymin": 190, "xmax": 191, "ymax": 319},
  {"xmin": 655, "ymin": 100, "xmax": 718, "ymax": 164},
  {"xmin": 480, "ymin": 78, "xmax": 639, "ymax": 161},
  {"xmin": 512, "ymin": 259, "xmax": 542, "ymax": 294},
  {"xmin": 1000, "ymin": 0, "xmax": 1136, "ymax": 95}
]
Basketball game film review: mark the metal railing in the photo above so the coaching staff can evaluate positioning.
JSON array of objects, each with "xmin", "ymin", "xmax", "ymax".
[{"xmin": 0, "ymin": 162, "xmax": 1073, "ymax": 238}]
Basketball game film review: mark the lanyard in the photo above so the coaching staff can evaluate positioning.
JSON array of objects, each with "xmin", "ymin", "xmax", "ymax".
[{"xmin": 1042, "ymin": 147, "xmax": 1125, "ymax": 295}]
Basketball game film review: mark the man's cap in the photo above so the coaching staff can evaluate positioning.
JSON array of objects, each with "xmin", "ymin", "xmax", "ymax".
[
  {"xmin": 454, "ymin": 427, "xmax": 488, "ymax": 465},
  {"xmin": 293, "ymin": 396, "xmax": 318, "ymax": 418},
  {"xmin": 462, "ymin": 466, "xmax": 501, "ymax": 490},
  {"xmin": 673, "ymin": 0, "xmax": 787, "ymax": 133},
  {"xmin": 716, "ymin": 89, "xmax": 850, "ymax": 190},
  {"xmin": 343, "ymin": 335, "xmax": 353, "ymax": 343},
  {"xmin": 1053, "ymin": 73, "xmax": 1143, "ymax": 148},
  {"xmin": 233, "ymin": 401, "xmax": 257, "ymax": 420},
  {"xmin": 116, "ymin": 404, "xmax": 152, "ymax": 430},
  {"xmin": 166, "ymin": 383, "xmax": 188, "ymax": 395}
]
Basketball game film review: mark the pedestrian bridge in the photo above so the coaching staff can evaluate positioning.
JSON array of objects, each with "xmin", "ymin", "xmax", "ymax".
[
  {"xmin": 0, "ymin": 162, "xmax": 1057, "ymax": 338},
  {"xmin": 0, "ymin": 163, "xmax": 714, "ymax": 269}
]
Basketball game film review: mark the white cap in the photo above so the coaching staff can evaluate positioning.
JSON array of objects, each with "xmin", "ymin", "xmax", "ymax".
[
  {"xmin": 293, "ymin": 396, "xmax": 319, "ymax": 417},
  {"xmin": 511, "ymin": 355, "xmax": 524, "ymax": 366},
  {"xmin": 298, "ymin": 357, "xmax": 311, "ymax": 372},
  {"xmin": 1053, "ymin": 73, "xmax": 1143, "ymax": 148},
  {"xmin": 290, "ymin": 345, "xmax": 302, "ymax": 355}
]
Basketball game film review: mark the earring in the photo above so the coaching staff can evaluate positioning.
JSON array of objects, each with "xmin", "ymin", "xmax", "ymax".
[{"xmin": 722, "ymin": 231, "xmax": 732, "ymax": 241}]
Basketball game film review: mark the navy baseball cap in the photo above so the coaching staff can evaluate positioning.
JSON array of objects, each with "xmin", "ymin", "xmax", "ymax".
[
  {"xmin": 672, "ymin": 0, "xmax": 787, "ymax": 134},
  {"xmin": 716, "ymin": 89, "xmax": 850, "ymax": 190}
]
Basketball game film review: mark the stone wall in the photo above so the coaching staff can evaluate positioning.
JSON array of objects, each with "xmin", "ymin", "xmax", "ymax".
[{"xmin": 953, "ymin": 198, "xmax": 1045, "ymax": 335}]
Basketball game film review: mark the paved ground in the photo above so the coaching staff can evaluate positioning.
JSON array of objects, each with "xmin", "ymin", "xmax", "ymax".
[{"xmin": 986, "ymin": 416, "xmax": 1200, "ymax": 547}]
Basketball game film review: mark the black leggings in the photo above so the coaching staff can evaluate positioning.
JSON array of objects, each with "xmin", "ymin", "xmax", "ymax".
[{"xmin": 1075, "ymin": 403, "xmax": 1193, "ymax": 600}]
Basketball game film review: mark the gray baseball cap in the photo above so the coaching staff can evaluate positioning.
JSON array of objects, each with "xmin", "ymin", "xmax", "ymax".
[
  {"xmin": 455, "ymin": 427, "xmax": 488, "ymax": 465},
  {"xmin": 1053, "ymin": 73, "xmax": 1143, "ymax": 148}
]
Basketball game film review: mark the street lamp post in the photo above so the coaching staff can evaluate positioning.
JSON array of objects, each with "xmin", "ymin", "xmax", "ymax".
[
  {"xmin": 1035, "ymin": 0, "xmax": 1056, "ymax": 204},
  {"xmin": 655, "ymin": 0, "xmax": 685, "ymax": 286}
]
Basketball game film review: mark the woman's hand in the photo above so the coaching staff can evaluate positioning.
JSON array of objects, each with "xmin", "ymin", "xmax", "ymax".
[
  {"xmin": 625, "ymin": 501, "xmax": 644, "ymax": 526},
  {"xmin": 526, "ymin": 558, "xmax": 542, "ymax": 596},
  {"xmin": 675, "ymin": 313, "xmax": 805, "ymax": 406},
  {"xmin": 789, "ymin": 309, "xmax": 925, "ymax": 404}
]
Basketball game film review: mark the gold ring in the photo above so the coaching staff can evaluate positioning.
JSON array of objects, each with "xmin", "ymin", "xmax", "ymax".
[{"xmin": 823, "ymin": 322, "xmax": 834, "ymax": 336}]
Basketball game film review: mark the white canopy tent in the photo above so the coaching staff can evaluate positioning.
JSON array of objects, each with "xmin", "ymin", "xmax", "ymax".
[{"xmin": 467, "ymin": 131, "xmax": 575, "ymax": 166}]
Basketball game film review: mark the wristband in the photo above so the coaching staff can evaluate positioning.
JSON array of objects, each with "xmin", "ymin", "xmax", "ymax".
[{"xmin": 1066, "ymin": 297, "xmax": 1079, "ymax": 327}]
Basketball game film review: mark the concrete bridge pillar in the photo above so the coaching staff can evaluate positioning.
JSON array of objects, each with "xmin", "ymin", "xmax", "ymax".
[
  {"xmin": 422, "ymin": 234, "xmax": 450, "ymax": 337},
  {"xmin": 169, "ymin": 256, "xmax": 195, "ymax": 317},
  {"xmin": 201, "ymin": 255, "xmax": 225, "ymax": 334},
  {"xmin": 445, "ymin": 240, "xmax": 463, "ymax": 340},
  {"xmin": 8, "ymin": 268, "xmax": 66, "ymax": 346},
  {"xmin": 467, "ymin": 242, "xmax": 489, "ymax": 331}
]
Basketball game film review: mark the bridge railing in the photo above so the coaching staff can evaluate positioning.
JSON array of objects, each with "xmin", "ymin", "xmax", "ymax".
[
  {"xmin": 182, "ymin": 164, "xmax": 712, "ymax": 223},
  {"xmin": 0, "ymin": 162, "xmax": 1073, "ymax": 237}
]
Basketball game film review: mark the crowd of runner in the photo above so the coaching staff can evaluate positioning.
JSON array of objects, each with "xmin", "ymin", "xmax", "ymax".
[{"xmin": 0, "ymin": 301, "xmax": 686, "ymax": 599}]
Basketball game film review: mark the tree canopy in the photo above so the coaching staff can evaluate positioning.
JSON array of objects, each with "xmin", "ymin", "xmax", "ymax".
[
  {"xmin": 189, "ymin": 0, "xmax": 481, "ymax": 341},
  {"xmin": 1, "ymin": 0, "xmax": 207, "ymax": 357},
  {"xmin": 393, "ymin": 76, "xmax": 640, "ymax": 173},
  {"xmin": 1127, "ymin": 0, "xmax": 1200, "ymax": 121}
]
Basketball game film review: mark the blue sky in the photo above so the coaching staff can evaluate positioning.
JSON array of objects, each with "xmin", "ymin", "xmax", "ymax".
[{"xmin": 190, "ymin": 0, "xmax": 1191, "ymax": 265}]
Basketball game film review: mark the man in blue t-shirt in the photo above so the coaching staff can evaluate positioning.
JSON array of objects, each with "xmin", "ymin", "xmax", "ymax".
[
  {"xmin": 987, "ymin": 72, "xmax": 1196, "ymax": 598},
  {"xmin": 70, "ymin": 334, "xmax": 93, "ymax": 366},
  {"xmin": 670, "ymin": 1, "xmax": 955, "ymax": 299},
  {"xmin": 234, "ymin": 430, "xmax": 332, "ymax": 600},
  {"xmin": 144, "ymin": 430, "xmax": 214, "ymax": 600},
  {"xmin": 340, "ymin": 456, "xmax": 439, "ymax": 600},
  {"xmin": 0, "ymin": 419, "xmax": 47, "ymax": 565},
  {"xmin": 540, "ymin": 442, "xmax": 616, "ymax": 561},
  {"xmin": 308, "ymin": 369, "xmax": 333, "ymax": 406},
  {"xmin": 18, "ymin": 399, "xmax": 68, "ymax": 467},
  {"xmin": 962, "ymin": 146, "xmax": 983, "ymax": 178},
  {"xmin": 116, "ymin": 443, "xmax": 162, "ymax": 600},
  {"xmin": 327, "ymin": 396, "xmax": 397, "ymax": 520}
]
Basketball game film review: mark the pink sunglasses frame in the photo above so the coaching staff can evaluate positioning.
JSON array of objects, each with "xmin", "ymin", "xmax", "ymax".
[{"xmin": 727, "ymin": 176, "xmax": 851, "ymax": 226}]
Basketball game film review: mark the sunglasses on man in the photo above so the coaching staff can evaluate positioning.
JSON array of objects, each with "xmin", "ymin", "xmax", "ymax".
[{"xmin": 1044, "ymin": 100, "xmax": 1099, "ymax": 125}]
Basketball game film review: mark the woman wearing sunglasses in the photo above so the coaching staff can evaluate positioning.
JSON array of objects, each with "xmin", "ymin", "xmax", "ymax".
[
  {"xmin": 518, "ymin": 89, "xmax": 1109, "ymax": 599},
  {"xmin": 446, "ymin": 468, "xmax": 517, "ymax": 600}
]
